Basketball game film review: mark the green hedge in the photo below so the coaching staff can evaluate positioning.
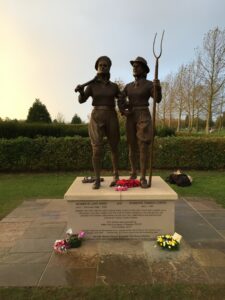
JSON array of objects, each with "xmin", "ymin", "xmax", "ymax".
[
  {"xmin": 0, "ymin": 122, "xmax": 175, "ymax": 139},
  {"xmin": 154, "ymin": 137, "xmax": 225, "ymax": 169},
  {"xmin": 0, "ymin": 136, "xmax": 224, "ymax": 171},
  {"xmin": 0, "ymin": 122, "xmax": 89, "ymax": 139}
]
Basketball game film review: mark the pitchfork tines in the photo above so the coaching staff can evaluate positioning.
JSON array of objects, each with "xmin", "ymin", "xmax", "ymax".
[{"xmin": 153, "ymin": 30, "xmax": 165, "ymax": 59}]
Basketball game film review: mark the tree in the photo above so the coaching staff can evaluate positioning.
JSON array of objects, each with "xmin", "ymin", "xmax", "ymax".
[
  {"xmin": 215, "ymin": 111, "xmax": 225, "ymax": 129},
  {"xmin": 114, "ymin": 78, "xmax": 125, "ymax": 91},
  {"xmin": 173, "ymin": 65, "xmax": 187, "ymax": 131},
  {"xmin": 157, "ymin": 76, "xmax": 174, "ymax": 127},
  {"xmin": 55, "ymin": 113, "xmax": 65, "ymax": 124},
  {"xmin": 181, "ymin": 60, "xmax": 206, "ymax": 132},
  {"xmin": 215, "ymin": 87, "xmax": 225, "ymax": 130},
  {"xmin": 198, "ymin": 27, "xmax": 225, "ymax": 133},
  {"xmin": 26, "ymin": 99, "xmax": 52, "ymax": 123},
  {"xmin": 71, "ymin": 113, "xmax": 82, "ymax": 124}
]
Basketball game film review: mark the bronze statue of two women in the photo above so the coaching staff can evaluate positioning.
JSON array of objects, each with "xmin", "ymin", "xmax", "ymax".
[{"xmin": 75, "ymin": 56, "xmax": 162, "ymax": 189}]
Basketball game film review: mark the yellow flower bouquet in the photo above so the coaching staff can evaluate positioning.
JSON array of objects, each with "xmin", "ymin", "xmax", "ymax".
[{"xmin": 156, "ymin": 233, "xmax": 181, "ymax": 250}]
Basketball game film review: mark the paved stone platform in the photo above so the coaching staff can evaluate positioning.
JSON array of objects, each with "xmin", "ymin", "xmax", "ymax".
[{"xmin": 0, "ymin": 197, "xmax": 225, "ymax": 286}]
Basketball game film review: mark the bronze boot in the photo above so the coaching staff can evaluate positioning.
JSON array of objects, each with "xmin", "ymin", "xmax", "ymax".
[
  {"xmin": 129, "ymin": 172, "xmax": 137, "ymax": 179},
  {"xmin": 92, "ymin": 177, "xmax": 101, "ymax": 189},
  {"xmin": 140, "ymin": 142, "xmax": 149, "ymax": 188},
  {"xmin": 110, "ymin": 173, "xmax": 119, "ymax": 187},
  {"xmin": 140, "ymin": 177, "xmax": 148, "ymax": 188}
]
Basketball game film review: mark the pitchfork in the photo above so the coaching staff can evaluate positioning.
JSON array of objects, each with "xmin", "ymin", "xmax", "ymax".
[{"xmin": 148, "ymin": 30, "xmax": 165, "ymax": 187}]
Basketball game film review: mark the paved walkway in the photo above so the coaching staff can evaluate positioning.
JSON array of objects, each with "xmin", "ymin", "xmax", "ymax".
[{"xmin": 0, "ymin": 197, "xmax": 225, "ymax": 286}]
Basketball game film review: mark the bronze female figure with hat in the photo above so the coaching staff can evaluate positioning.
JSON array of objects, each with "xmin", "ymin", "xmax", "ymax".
[
  {"xmin": 75, "ymin": 56, "xmax": 122, "ymax": 189},
  {"xmin": 121, "ymin": 56, "xmax": 162, "ymax": 188}
]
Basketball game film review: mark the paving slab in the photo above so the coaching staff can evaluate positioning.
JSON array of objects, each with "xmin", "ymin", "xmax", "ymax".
[
  {"xmin": 23, "ymin": 223, "xmax": 66, "ymax": 239},
  {"xmin": 143, "ymin": 239, "xmax": 192, "ymax": 262},
  {"xmin": 0, "ymin": 252, "xmax": 51, "ymax": 264},
  {"xmin": 39, "ymin": 252, "xmax": 98, "ymax": 287},
  {"xmin": 10, "ymin": 238, "xmax": 55, "ymax": 253},
  {"xmin": 1, "ymin": 217, "xmax": 34, "ymax": 223},
  {"xmin": 5, "ymin": 202, "xmax": 48, "ymax": 219},
  {"xmin": 219, "ymin": 230, "xmax": 225, "ymax": 238},
  {"xmin": 98, "ymin": 240, "xmax": 145, "ymax": 255},
  {"xmin": 69, "ymin": 241, "xmax": 99, "ymax": 257},
  {"xmin": 0, "ymin": 263, "xmax": 46, "ymax": 286},
  {"xmin": 175, "ymin": 199, "xmax": 225, "ymax": 242},
  {"xmin": 0, "ymin": 222, "xmax": 32, "ymax": 248},
  {"xmin": 0, "ymin": 197, "xmax": 225, "ymax": 287},
  {"xmin": 96, "ymin": 254, "xmax": 153, "ymax": 285},
  {"xmin": 0, "ymin": 247, "xmax": 11, "ymax": 259},
  {"xmin": 192, "ymin": 249, "xmax": 225, "ymax": 267},
  {"xmin": 188, "ymin": 240, "xmax": 225, "ymax": 250},
  {"xmin": 151, "ymin": 256, "xmax": 209, "ymax": 284},
  {"xmin": 200, "ymin": 211, "xmax": 225, "ymax": 230},
  {"xmin": 185, "ymin": 197, "xmax": 224, "ymax": 211},
  {"xmin": 204, "ymin": 267, "xmax": 225, "ymax": 284}
]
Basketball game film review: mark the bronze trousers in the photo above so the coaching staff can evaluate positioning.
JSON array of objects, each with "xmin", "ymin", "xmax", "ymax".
[
  {"xmin": 126, "ymin": 108, "xmax": 152, "ymax": 179},
  {"xmin": 88, "ymin": 107, "xmax": 120, "ymax": 179}
]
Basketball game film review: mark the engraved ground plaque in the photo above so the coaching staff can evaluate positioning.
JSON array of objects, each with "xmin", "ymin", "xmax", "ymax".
[{"xmin": 65, "ymin": 176, "xmax": 178, "ymax": 240}]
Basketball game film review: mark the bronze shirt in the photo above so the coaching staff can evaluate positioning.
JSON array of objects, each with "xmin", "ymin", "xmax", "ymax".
[
  {"xmin": 123, "ymin": 78, "xmax": 162, "ymax": 107},
  {"xmin": 78, "ymin": 80, "xmax": 121, "ymax": 107}
]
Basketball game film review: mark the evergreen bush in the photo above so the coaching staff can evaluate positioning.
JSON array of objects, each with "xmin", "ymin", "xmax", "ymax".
[
  {"xmin": 0, "ymin": 136, "xmax": 224, "ymax": 171},
  {"xmin": 155, "ymin": 126, "xmax": 176, "ymax": 137},
  {"xmin": 0, "ymin": 122, "xmax": 89, "ymax": 139}
]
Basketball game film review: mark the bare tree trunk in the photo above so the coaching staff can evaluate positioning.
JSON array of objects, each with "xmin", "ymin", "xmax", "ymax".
[
  {"xmin": 196, "ymin": 111, "xmax": 199, "ymax": 132},
  {"xmin": 218, "ymin": 99, "xmax": 223, "ymax": 131},
  {"xmin": 168, "ymin": 97, "xmax": 173, "ymax": 127},
  {"xmin": 162, "ymin": 99, "xmax": 166, "ymax": 126},
  {"xmin": 198, "ymin": 28, "xmax": 225, "ymax": 134},
  {"xmin": 177, "ymin": 110, "xmax": 182, "ymax": 132},
  {"xmin": 205, "ymin": 96, "xmax": 213, "ymax": 134},
  {"xmin": 190, "ymin": 96, "xmax": 195, "ymax": 132}
]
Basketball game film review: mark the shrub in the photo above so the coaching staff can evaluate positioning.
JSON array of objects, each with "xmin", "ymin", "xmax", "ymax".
[
  {"xmin": 154, "ymin": 136, "xmax": 225, "ymax": 169},
  {"xmin": 0, "ymin": 122, "xmax": 89, "ymax": 139},
  {"xmin": 155, "ymin": 126, "xmax": 176, "ymax": 137},
  {"xmin": 0, "ymin": 136, "xmax": 224, "ymax": 171}
]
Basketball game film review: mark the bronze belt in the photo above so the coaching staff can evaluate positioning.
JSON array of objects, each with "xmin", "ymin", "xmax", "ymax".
[
  {"xmin": 132, "ymin": 106, "xmax": 149, "ymax": 110},
  {"xmin": 93, "ymin": 106, "xmax": 115, "ymax": 110}
]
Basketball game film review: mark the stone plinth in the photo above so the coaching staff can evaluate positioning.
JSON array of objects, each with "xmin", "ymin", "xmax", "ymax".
[{"xmin": 65, "ymin": 176, "xmax": 178, "ymax": 240}]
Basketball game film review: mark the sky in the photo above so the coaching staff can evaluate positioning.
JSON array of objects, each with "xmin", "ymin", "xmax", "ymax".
[{"xmin": 1, "ymin": 0, "xmax": 225, "ymax": 122}]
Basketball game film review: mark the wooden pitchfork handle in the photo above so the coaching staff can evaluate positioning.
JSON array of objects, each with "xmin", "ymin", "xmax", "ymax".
[{"xmin": 148, "ymin": 30, "xmax": 165, "ymax": 187}]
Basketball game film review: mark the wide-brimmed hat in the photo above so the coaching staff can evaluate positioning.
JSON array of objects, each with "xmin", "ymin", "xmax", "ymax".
[
  {"xmin": 95, "ymin": 56, "xmax": 112, "ymax": 70},
  {"xmin": 130, "ymin": 56, "xmax": 150, "ymax": 73}
]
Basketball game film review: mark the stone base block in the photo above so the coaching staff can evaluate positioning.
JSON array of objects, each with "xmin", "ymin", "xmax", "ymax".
[{"xmin": 65, "ymin": 176, "xmax": 178, "ymax": 240}]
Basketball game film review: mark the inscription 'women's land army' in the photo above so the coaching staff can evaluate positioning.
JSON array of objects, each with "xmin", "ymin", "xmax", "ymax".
[{"xmin": 75, "ymin": 53, "xmax": 162, "ymax": 189}]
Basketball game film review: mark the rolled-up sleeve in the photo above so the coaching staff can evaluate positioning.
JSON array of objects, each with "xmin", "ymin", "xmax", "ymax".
[{"xmin": 78, "ymin": 85, "xmax": 92, "ymax": 103}]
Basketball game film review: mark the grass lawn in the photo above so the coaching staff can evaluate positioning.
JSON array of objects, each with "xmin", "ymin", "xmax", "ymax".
[
  {"xmin": 0, "ymin": 172, "xmax": 74, "ymax": 220},
  {"xmin": 1, "ymin": 284, "xmax": 225, "ymax": 300},
  {"xmin": 155, "ymin": 169, "xmax": 225, "ymax": 205},
  {"xmin": 0, "ymin": 170, "xmax": 225, "ymax": 220}
]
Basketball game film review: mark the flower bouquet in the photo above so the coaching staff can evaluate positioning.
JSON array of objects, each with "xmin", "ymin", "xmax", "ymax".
[
  {"xmin": 156, "ymin": 232, "xmax": 182, "ymax": 250},
  {"xmin": 115, "ymin": 179, "xmax": 140, "ymax": 191},
  {"xmin": 66, "ymin": 229, "xmax": 85, "ymax": 248},
  {"xmin": 53, "ymin": 239, "xmax": 68, "ymax": 254},
  {"xmin": 53, "ymin": 229, "xmax": 85, "ymax": 253}
]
